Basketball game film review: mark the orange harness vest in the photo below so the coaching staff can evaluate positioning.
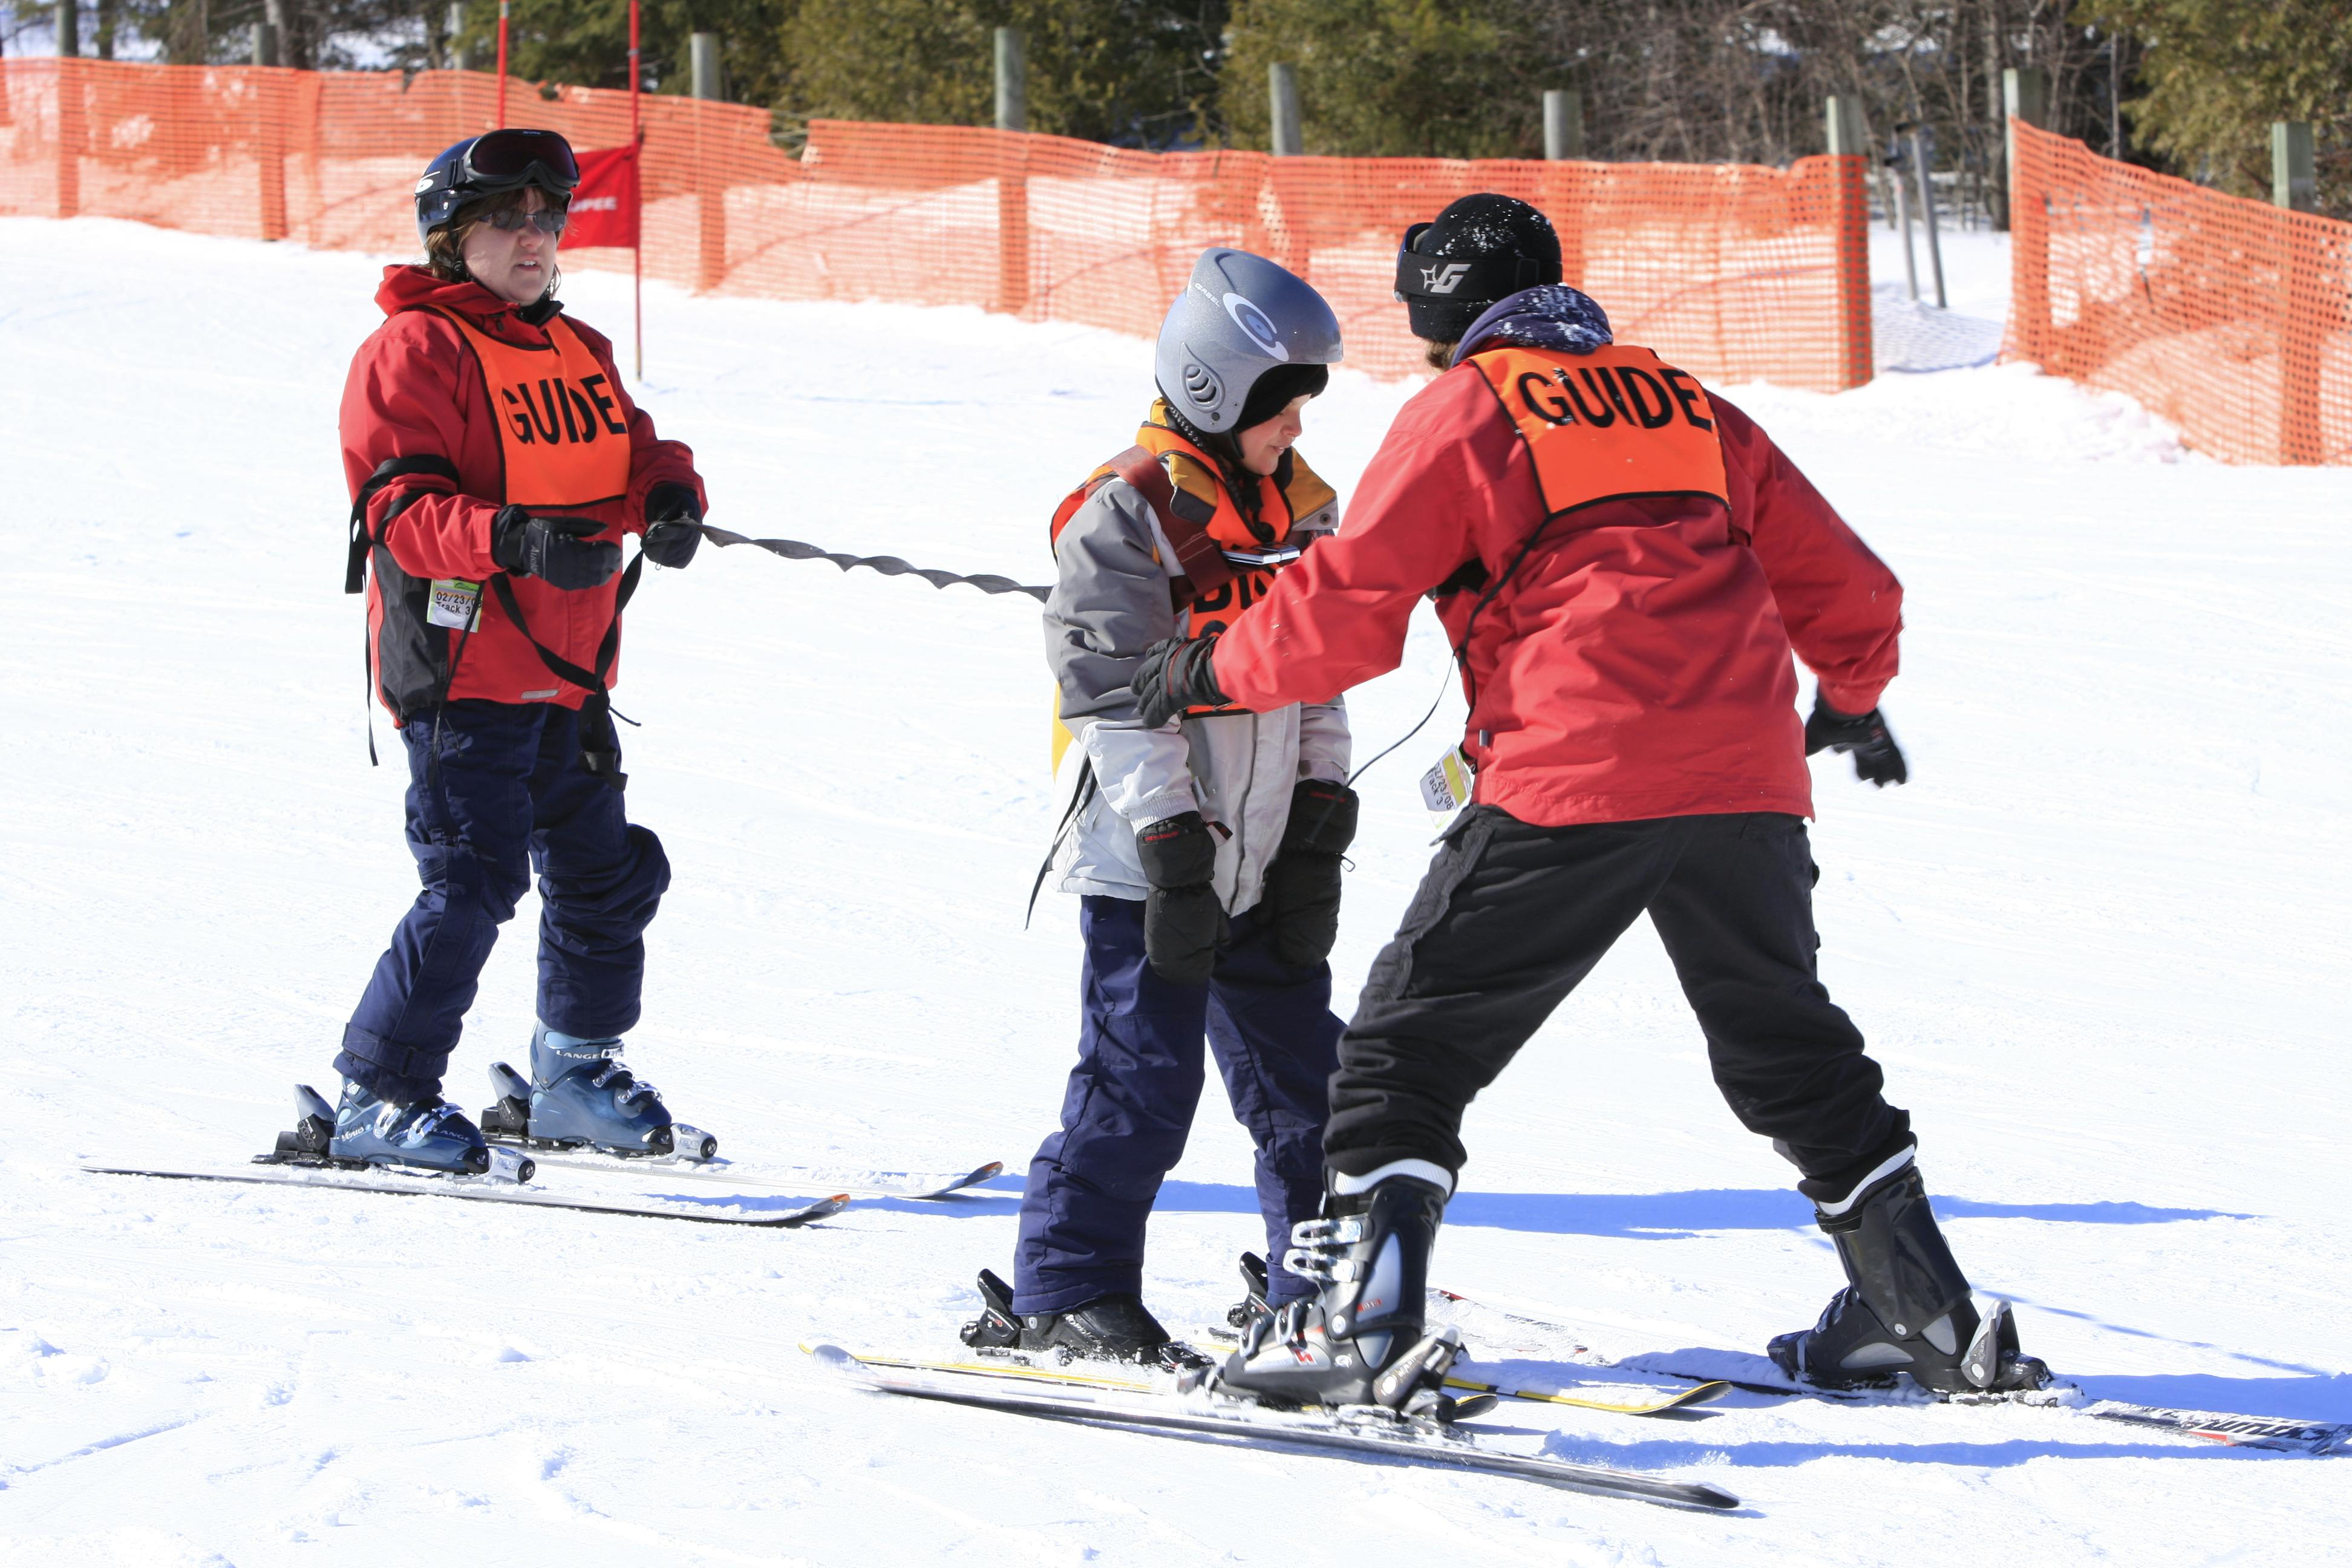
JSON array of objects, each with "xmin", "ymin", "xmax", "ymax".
[
  {"xmin": 1470, "ymin": 343, "xmax": 1729, "ymax": 524},
  {"xmin": 1050, "ymin": 403, "xmax": 1337, "ymax": 725}
]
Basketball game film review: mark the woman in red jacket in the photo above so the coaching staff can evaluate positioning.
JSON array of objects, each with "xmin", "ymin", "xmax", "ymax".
[
  {"xmin": 1137, "ymin": 195, "xmax": 2047, "ymax": 1410},
  {"xmin": 330, "ymin": 129, "xmax": 710, "ymax": 1174}
]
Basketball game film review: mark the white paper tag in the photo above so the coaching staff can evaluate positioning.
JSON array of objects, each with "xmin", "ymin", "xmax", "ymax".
[
  {"xmin": 1419, "ymin": 745, "xmax": 1474, "ymax": 825},
  {"xmin": 427, "ymin": 578, "xmax": 482, "ymax": 630}
]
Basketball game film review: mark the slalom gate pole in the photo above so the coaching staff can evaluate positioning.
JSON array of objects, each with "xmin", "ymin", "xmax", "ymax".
[
  {"xmin": 495, "ymin": 0, "xmax": 509, "ymax": 127},
  {"xmin": 629, "ymin": 0, "xmax": 642, "ymax": 379}
]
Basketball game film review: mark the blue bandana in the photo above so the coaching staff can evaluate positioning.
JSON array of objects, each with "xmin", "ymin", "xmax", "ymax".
[{"xmin": 1449, "ymin": 286, "xmax": 1614, "ymax": 368}]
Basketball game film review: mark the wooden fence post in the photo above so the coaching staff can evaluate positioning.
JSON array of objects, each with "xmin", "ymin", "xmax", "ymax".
[
  {"xmin": 2271, "ymin": 122, "xmax": 2314, "ymax": 213},
  {"xmin": 1542, "ymin": 90, "xmax": 1582, "ymax": 160},
  {"xmin": 994, "ymin": 27, "xmax": 1030, "ymax": 315},
  {"xmin": 256, "ymin": 54, "xmax": 289, "ymax": 241},
  {"xmin": 2004, "ymin": 71, "xmax": 2051, "ymax": 358},
  {"xmin": 1269, "ymin": 63, "xmax": 1301, "ymax": 156},
  {"xmin": 2273, "ymin": 123, "xmax": 2321, "ymax": 462},
  {"xmin": 55, "ymin": 0, "xmax": 79, "ymax": 57},
  {"xmin": 55, "ymin": 57, "xmax": 82, "ymax": 218},
  {"xmin": 2002, "ymin": 68, "xmax": 2047, "ymax": 216},
  {"xmin": 691, "ymin": 32, "xmax": 727, "ymax": 292},
  {"xmin": 1825, "ymin": 96, "xmax": 1872, "ymax": 390}
]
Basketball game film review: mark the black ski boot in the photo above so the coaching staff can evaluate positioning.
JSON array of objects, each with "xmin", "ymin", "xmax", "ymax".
[
  {"xmin": 1205, "ymin": 1165, "xmax": 1463, "ymax": 1416},
  {"xmin": 1769, "ymin": 1146, "xmax": 2050, "ymax": 1394},
  {"xmin": 959, "ymin": 1269, "xmax": 1208, "ymax": 1373},
  {"xmin": 1224, "ymin": 1252, "xmax": 1274, "ymax": 1338}
]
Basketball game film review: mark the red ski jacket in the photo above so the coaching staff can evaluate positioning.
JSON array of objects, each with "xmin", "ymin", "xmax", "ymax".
[
  {"xmin": 341, "ymin": 266, "xmax": 707, "ymax": 719},
  {"xmin": 1209, "ymin": 345, "xmax": 1903, "ymax": 828}
]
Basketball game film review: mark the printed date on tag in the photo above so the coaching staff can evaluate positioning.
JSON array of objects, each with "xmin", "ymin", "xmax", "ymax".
[{"xmin": 428, "ymin": 578, "xmax": 483, "ymax": 631}]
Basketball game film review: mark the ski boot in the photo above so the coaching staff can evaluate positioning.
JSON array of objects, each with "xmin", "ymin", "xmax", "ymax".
[
  {"xmin": 479, "ymin": 1027, "xmax": 716, "ymax": 1161},
  {"xmin": 959, "ymin": 1269, "xmax": 1210, "ymax": 1373},
  {"xmin": 1202, "ymin": 1161, "xmax": 1466, "ymax": 1417},
  {"xmin": 1224, "ymin": 1252, "xmax": 1275, "ymax": 1339},
  {"xmin": 1768, "ymin": 1145, "xmax": 2050, "ymax": 1394},
  {"xmin": 322, "ymin": 1080, "xmax": 494, "ymax": 1175}
]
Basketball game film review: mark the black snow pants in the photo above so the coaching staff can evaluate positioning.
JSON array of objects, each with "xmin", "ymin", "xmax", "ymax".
[{"xmin": 1325, "ymin": 807, "xmax": 1909, "ymax": 1192}]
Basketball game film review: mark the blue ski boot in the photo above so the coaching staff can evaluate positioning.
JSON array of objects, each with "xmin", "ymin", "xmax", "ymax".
[
  {"xmin": 325, "ymin": 1080, "xmax": 491, "ymax": 1175},
  {"xmin": 477, "ymin": 1027, "xmax": 716, "ymax": 1161}
]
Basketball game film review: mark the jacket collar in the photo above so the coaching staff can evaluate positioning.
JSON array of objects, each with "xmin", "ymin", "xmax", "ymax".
[{"xmin": 375, "ymin": 264, "xmax": 567, "ymax": 346}]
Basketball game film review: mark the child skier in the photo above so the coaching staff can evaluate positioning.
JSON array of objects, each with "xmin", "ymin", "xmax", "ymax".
[{"xmin": 962, "ymin": 249, "xmax": 1359, "ymax": 1367}]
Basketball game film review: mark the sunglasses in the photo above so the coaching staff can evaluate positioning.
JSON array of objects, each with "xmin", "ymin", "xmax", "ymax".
[
  {"xmin": 481, "ymin": 206, "xmax": 569, "ymax": 235},
  {"xmin": 462, "ymin": 127, "xmax": 581, "ymax": 190}
]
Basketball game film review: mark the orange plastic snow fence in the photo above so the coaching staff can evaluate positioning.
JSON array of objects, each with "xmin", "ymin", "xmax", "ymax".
[
  {"xmin": 2007, "ymin": 119, "xmax": 2352, "ymax": 465},
  {"xmin": 2, "ymin": 57, "xmax": 1871, "ymax": 391}
]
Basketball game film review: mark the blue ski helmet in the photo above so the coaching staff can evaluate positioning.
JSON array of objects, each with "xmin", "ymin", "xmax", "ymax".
[{"xmin": 414, "ymin": 128, "xmax": 581, "ymax": 246}]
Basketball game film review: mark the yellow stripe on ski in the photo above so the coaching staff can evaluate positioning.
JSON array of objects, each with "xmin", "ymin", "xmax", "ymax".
[{"xmin": 797, "ymin": 1342, "xmax": 1159, "ymax": 1395}]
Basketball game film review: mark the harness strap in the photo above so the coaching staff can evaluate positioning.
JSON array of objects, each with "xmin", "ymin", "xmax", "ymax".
[
  {"xmin": 347, "ymin": 454, "xmax": 463, "ymax": 594},
  {"xmin": 1024, "ymin": 757, "xmax": 1097, "ymax": 929},
  {"xmin": 489, "ymin": 551, "xmax": 645, "ymax": 790},
  {"xmin": 1105, "ymin": 446, "xmax": 1234, "ymax": 607}
]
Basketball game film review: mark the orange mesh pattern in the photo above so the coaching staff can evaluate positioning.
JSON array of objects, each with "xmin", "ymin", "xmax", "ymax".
[
  {"xmin": 2007, "ymin": 119, "xmax": 2352, "ymax": 465},
  {"xmin": 2, "ymin": 58, "xmax": 1870, "ymax": 392}
]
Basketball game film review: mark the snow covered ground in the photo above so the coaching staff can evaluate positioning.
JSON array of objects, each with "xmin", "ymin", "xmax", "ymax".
[{"xmin": 4, "ymin": 216, "xmax": 2350, "ymax": 1565}]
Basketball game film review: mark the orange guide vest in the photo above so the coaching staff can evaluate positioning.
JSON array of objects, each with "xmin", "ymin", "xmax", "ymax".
[
  {"xmin": 1469, "ymin": 343, "xmax": 1729, "ymax": 523},
  {"xmin": 433, "ymin": 309, "xmax": 635, "ymax": 509}
]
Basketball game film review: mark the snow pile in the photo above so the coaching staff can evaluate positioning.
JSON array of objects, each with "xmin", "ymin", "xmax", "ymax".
[{"xmin": 2, "ymin": 217, "xmax": 2348, "ymax": 1564}]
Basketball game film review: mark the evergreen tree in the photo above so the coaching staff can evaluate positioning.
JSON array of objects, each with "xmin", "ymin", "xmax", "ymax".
[
  {"xmin": 785, "ymin": 0, "xmax": 1226, "ymax": 147},
  {"xmin": 1220, "ymin": 0, "xmax": 1546, "ymax": 157},
  {"xmin": 2082, "ymin": 0, "xmax": 2352, "ymax": 218}
]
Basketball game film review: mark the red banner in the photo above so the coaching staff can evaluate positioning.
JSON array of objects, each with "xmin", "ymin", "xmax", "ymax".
[{"xmin": 567, "ymin": 144, "xmax": 639, "ymax": 249}]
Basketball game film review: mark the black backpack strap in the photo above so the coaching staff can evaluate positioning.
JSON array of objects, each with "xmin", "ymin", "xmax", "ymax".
[{"xmin": 347, "ymin": 454, "xmax": 462, "ymax": 594}]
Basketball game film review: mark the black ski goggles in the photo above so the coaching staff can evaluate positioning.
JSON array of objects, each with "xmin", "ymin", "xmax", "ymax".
[
  {"xmin": 457, "ymin": 128, "xmax": 580, "ymax": 196},
  {"xmin": 1393, "ymin": 221, "xmax": 1549, "ymax": 302},
  {"xmin": 481, "ymin": 206, "xmax": 569, "ymax": 235}
]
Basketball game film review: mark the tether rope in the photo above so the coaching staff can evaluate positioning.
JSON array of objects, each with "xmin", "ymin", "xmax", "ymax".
[{"xmin": 697, "ymin": 524, "xmax": 1049, "ymax": 603}]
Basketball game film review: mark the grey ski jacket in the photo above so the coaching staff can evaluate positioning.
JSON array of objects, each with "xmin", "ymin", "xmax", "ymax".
[{"xmin": 1044, "ymin": 475, "xmax": 1348, "ymax": 918}]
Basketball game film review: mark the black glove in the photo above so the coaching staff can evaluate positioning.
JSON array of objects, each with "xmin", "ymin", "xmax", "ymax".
[
  {"xmin": 1135, "ymin": 811, "xmax": 1227, "ymax": 985},
  {"xmin": 642, "ymin": 482, "xmax": 703, "ymax": 570},
  {"xmin": 1805, "ymin": 694, "xmax": 1908, "ymax": 787},
  {"xmin": 1261, "ymin": 779, "xmax": 1359, "ymax": 968},
  {"xmin": 1133, "ymin": 634, "xmax": 1231, "ymax": 729},
  {"xmin": 491, "ymin": 505, "xmax": 621, "ymax": 591}
]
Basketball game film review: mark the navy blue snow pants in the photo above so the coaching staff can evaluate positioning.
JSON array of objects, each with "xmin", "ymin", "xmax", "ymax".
[
  {"xmin": 1013, "ymin": 895, "xmax": 1341, "ymax": 1315},
  {"xmin": 336, "ymin": 700, "xmax": 671, "ymax": 1102}
]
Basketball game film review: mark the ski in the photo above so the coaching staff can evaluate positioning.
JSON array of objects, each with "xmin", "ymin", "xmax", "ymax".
[
  {"xmin": 85, "ymin": 1165, "xmax": 851, "ymax": 1229},
  {"xmin": 805, "ymin": 1344, "xmax": 1740, "ymax": 1511},
  {"xmin": 1436, "ymin": 1286, "xmax": 2352, "ymax": 1457},
  {"xmin": 1197, "ymin": 1325, "xmax": 1723, "ymax": 1416},
  {"xmin": 835, "ymin": 1339, "xmax": 1722, "ymax": 1420},
  {"xmin": 527, "ymin": 1155, "xmax": 1005, "ymax": 1200}
]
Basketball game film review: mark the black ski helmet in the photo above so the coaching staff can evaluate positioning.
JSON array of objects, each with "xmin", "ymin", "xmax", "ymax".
[
  {"xmin": 413, "ymin": 128, "xmax": 581, "ymax": 246},
  {"xmin": 1392, "ymin": 194, "xmax": 1563, "ymax": 344}
]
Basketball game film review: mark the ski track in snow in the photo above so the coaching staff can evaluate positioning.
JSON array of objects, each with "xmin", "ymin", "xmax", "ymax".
[{"xmin": 2, "ymin": 216, "xmax": 2348, "ymax": 1565}]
